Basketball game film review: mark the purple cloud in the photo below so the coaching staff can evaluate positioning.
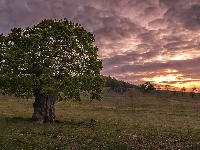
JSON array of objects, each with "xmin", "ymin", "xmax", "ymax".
[{"xmin": 0, "ymin": 0, "xmax": 200, "ymax": 89}]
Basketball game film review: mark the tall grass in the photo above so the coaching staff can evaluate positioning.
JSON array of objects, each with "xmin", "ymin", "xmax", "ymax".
[{"xmin": 0, "ymin": 88, "xmax": 200, "ymax": 149}]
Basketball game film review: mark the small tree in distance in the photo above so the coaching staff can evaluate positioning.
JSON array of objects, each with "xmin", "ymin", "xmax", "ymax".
[
  {"xmin": 137, "ymin": 82, "xmax": 156, "ymax": 93},
  {"xmin": 190, "ymin": 87, "xmax": 197, "ymax": 99},
  {"xmin": 192, "ymin": 87, "xmax": 197, "ymax": 91},
  {"xmin": 0, "ymin": 19, "xmax": 105, "ymax": 123},
  {"xmin": 165, "ymin": 84, "xmax": 170, "ymax": 91},
  {"xmin": 181, "ymin": 87, "xmax": 186, "ymax": 96}
]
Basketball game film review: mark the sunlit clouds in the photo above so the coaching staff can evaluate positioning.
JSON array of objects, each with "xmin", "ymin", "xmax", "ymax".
[
  {"xmin": 144, "ymin": 69, "xmax": 200, "ymax": 91},
  {"xmin": 0, "ymin": 0, "xmax": 200, "ymax": 90}
]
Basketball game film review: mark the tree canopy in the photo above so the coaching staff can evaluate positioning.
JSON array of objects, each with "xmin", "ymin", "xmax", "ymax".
[
  {"xmin": 0, "ymin": 19, "xmax": 104, "ymax": 101},
  {"xmin": 0, "ymin": 19, "xmax": 105, "ymax": 122},
  {"xmin": 136, "ymin": 82, "xmax": 156, "ymax": 92},
  {"xmin": 103, "ymin": 75, "xmax": 135, "ymax": 88}
]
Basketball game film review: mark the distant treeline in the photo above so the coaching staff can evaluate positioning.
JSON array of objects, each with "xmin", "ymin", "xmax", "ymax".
[{"xmin": 103, "ymin": 76, "xmax": 135, "ymax": 88}]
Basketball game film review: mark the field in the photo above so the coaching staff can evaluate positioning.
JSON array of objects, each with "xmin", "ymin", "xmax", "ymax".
[{"xmin": 0, "ymin": 88, "xmax": 200, "ymax": 149}]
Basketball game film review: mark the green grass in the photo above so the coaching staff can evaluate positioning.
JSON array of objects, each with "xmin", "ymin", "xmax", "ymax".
[{"xmin": 0, "ymin": 88, "xmax": 200, "ymax": 149}]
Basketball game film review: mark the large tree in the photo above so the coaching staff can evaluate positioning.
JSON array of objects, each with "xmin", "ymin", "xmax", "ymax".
[{"xmin": 0, "ymin": 19, "xmax": 105, "ymax": 123}]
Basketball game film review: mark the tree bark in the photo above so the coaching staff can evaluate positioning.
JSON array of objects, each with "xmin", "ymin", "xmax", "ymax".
[{"xmin": 32, "ymin": 91, "xmax": 56, "ymax": 123}]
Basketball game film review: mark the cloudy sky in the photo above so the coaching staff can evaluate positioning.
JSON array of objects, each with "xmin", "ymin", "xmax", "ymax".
[{"xmin": 0, "ymin": 0, "xmax": 200, "ymax": 91}]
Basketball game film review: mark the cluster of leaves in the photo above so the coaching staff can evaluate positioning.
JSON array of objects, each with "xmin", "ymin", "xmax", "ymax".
[
  {"xmin": 103, "ymin": 76, "xmax": 135, "ymax": 88},
  {"xmin": 135, "ymin": 82, "xmax": 156, "ymax": 92},
  {"xmin": 0, "ymin": 19, "xmax": 105, "ymax": 101}
]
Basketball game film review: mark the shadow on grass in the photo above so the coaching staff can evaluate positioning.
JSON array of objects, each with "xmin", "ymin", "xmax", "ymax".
[
  {"xmin": 54, "ymin": 119, "xmax": 98, "ymax": 129},
  {"xmin": 0, "ymin": 116, "xmax": 97, "ymax": 128},
  {"xmin": 0, "ymin": 116, "xmax": 33, "ymax": 124}
]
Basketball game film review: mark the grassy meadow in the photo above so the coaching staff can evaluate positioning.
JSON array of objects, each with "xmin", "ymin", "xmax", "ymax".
[{"xmin": 0, "ymin": 88, "xmax": 200, "ymax": 149}]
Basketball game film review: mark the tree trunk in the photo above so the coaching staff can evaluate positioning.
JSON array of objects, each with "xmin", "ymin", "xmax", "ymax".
[{"xmin": 32, "ymin": 91, "xmax": 56, "ymax": 123}]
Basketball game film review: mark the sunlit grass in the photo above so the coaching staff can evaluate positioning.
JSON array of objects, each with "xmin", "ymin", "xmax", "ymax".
[{"xmin": 0, "ymin": 88, "xmax": 200, "ymax": 149}]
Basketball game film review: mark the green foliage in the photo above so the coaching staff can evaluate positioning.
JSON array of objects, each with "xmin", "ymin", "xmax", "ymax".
[
  {"xmin": 0, "ymin": 19, "xmax": 104, "ymax": 100},
  {"xmin": 103, "ymin": 76, "xmax": 135, "ymax": 88}
]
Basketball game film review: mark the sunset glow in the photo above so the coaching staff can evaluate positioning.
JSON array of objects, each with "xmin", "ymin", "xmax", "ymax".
[
  {"xmin": 144, "ymin": 74, "xmax": 200, "ymax": 91},
  {"xmin": 143, "ymin": 67, "xmax": 200, "ymax": 90},
  {"xmin": 169, "ymin": 54, "xmax": 195, "ymax": 61},
  {"xmin": 0, "ymin": 0, "xmax": 200, "ymax": 90}
]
